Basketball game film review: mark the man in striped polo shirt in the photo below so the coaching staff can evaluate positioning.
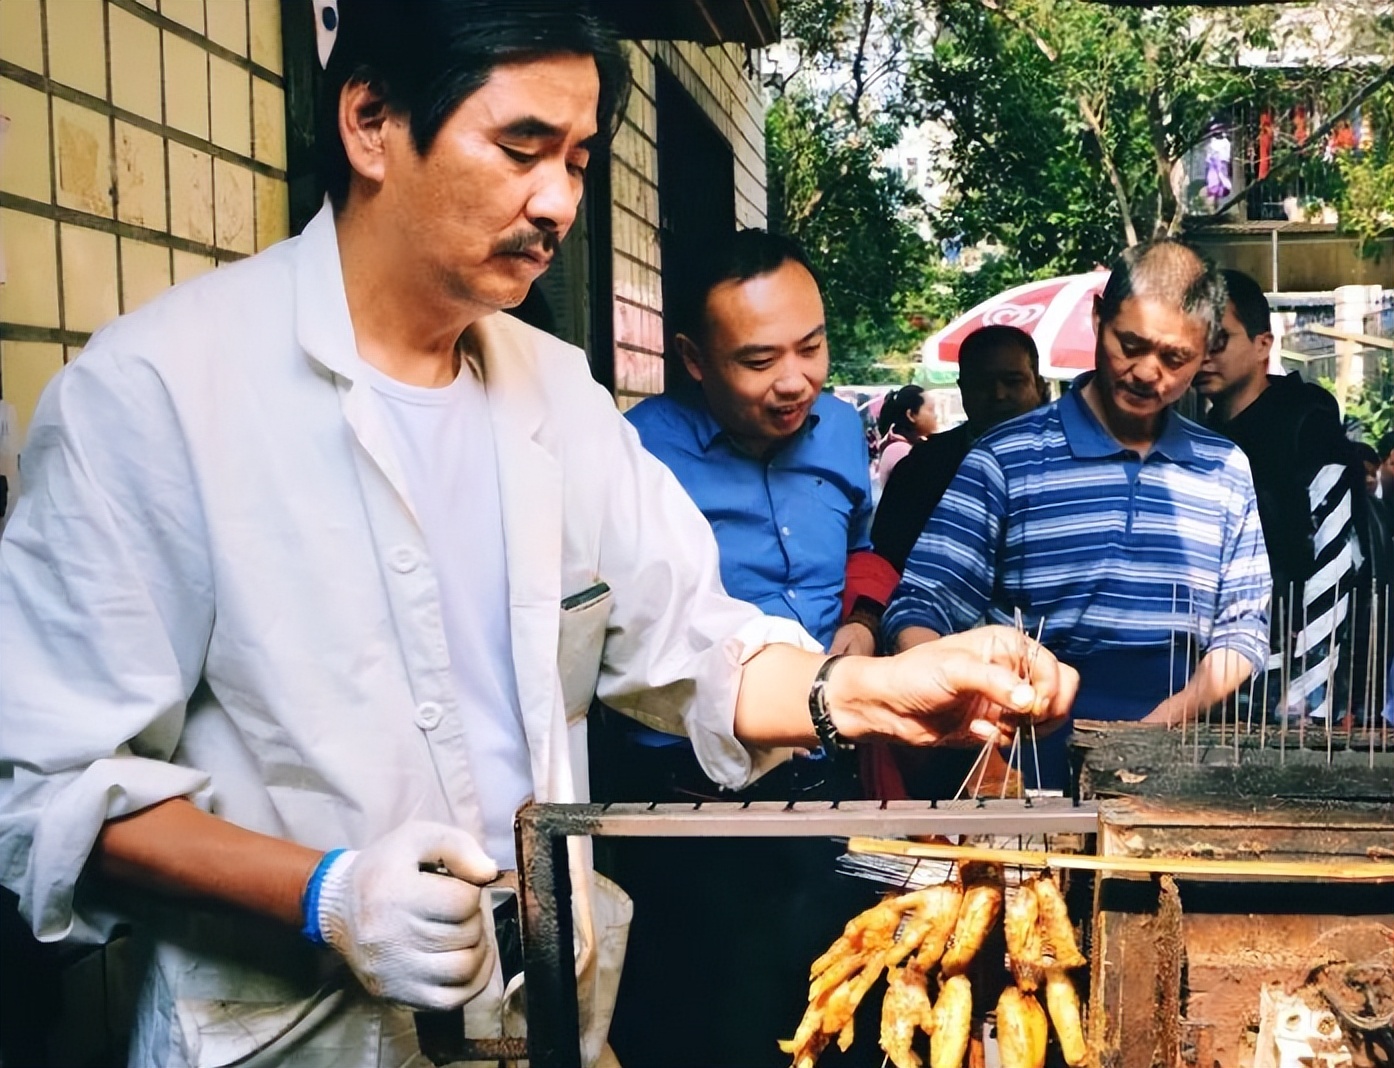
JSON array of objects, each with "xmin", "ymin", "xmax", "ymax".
[{"xmin": 884, "ymin": 240, "xmax": 1271, "ymax": 788}]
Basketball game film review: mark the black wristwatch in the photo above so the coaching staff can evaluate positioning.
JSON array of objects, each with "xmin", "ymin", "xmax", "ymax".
[{"xmin": 808, "ymin": 654, "xmax": 856, "ymax": 759}]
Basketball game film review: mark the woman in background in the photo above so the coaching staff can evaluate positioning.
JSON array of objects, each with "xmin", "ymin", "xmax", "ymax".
[{"xmin": 876, "ymin": 384, "xmax": 936, "ymax": 489}]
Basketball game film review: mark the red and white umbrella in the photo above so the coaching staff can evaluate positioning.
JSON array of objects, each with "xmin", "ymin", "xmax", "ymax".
[{"xmin": 920, "ymin": 270, "xmax": 1110, "ymax": 381}]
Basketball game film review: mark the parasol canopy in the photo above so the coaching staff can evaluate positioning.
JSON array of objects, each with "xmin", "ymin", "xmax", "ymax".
[{"xmin": 920, "ymin": 270, "xmax": 1111, "ymax": 381}]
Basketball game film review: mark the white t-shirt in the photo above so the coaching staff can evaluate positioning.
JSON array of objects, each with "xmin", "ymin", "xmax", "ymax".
[{"xmin": 360, "ymin": 358, "xmax": 532, "ymax": 866}]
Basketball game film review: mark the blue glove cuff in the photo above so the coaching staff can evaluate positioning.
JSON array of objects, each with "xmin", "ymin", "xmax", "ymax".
[{"xmin": 300, "ymin": 848, "xmax": 348, "ymax": 945}]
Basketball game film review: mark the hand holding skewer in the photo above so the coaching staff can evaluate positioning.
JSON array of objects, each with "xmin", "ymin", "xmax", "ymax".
[{"xmin": 820, "ymin": 625, "xmax": 1077, "ymax": 749}]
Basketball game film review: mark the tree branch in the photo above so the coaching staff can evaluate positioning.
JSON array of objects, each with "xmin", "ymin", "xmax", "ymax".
[
  {"xmin": 1078, "ymin": 92, "xmax": 1140, "ymax": 246},
  {"xmin": 848, "ymin": 0, "xmax": 877, "ymax": 124}
]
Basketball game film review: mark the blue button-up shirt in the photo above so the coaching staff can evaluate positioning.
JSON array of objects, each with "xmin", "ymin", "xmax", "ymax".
[
  {"xmin": 884, "ymin": 374, "xmax": 1271, "ymax": 672},
  {"xmin": 627, "ymin": 390, "xmax": 873, "ymax": 649}
]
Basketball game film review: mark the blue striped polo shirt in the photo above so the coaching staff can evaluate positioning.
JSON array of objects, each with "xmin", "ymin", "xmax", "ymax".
[{"xmin": 882, "ymin": 375, "xmax": 1271, "ymax": 674}]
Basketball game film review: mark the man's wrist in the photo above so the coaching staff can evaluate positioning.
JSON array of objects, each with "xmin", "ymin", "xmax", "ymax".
[
  {"xmin": 894, "ymin": 624, "xmax": 942, "ymax": 653},
  {"xmin": 809, "ymin": 655, "xmax": 856, "ymax": 756},
  {"xmin": 817, "ymin": 654, "xmax": 880, "ymax": 743},
  {"xmin": 302, "ymin": 848, "xmax": 355, "ymax": 945},
  {"xmin": 843, "ymin": 596, "xmax": 884, "ymax": 641}
]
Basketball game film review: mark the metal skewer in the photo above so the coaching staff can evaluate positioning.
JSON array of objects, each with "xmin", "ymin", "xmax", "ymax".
[
  {"xmin": 1381, "ymin": 587, "xmax": 1390, "ymax": 753},
  {"xmin": 1192, "ymin": 598, "xmax": 1201, "ymax": 767},
  {"xmin": 1182, "ymin": 589, "xmax": 1193, "ymax": 758},
  {"xmin": 1345, "ymin": 593, "xmax": 1358, "ymax": 741},
  {"xmin": 1168, "ymin": 583, "xmax": 1178, "ymax": 732},
  {"xmin": 1249, "ymin": 663, "xmax": 1260, "ymax": 747},
  {"xmin": 1325, "ymin": 631, "xmax": 1336, "ymax": 766},
  {"xmin": 1026, "ymin": 616, "xmax": 1046, "ymax": 796},
  {"xmin": 1298, "ymin": 596, "xmax": 1308, "ymax": 751},
  {"xmin": 1281, "ymin": 590, "xmax": 1293, "ymax": 765}
]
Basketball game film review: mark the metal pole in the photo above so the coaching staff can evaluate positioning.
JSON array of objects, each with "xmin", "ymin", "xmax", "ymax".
[{"xmin": 519, "ymin": 814, "xmax": 583, "ymax": 1068}]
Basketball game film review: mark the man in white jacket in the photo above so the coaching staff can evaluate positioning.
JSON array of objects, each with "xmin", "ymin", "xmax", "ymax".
[{"xmin": 0, "ymin": 3, "xmax": 1075, "ymax": 1065}]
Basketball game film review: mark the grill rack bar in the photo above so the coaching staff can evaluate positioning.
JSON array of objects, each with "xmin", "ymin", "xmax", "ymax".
[{"xmin": 514, "ymin": 797, "xmax": 1099, "ymax": 1068}]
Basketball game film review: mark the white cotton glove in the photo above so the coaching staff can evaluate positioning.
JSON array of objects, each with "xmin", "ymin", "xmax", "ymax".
[{"xmin": 317, "ymin": 821, "xmax": 499, "ymax": 1010}]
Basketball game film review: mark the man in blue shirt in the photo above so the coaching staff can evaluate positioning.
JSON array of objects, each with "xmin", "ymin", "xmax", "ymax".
[
  {"xmin": 885, "ymin": 240, "xmax": 1271, "ymax": 789},
  {"xmin": 626, "ymin": 231, "xmax": 891, "ymax": 658},
  {"xmin": 605, "ymin": 230, "xmax": 897, "ymax": 1067}
]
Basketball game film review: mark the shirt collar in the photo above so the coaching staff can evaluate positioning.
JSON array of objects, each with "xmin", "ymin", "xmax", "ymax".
[
  {"xmin": 689, "ymin": 394, "xmax": 822, "ymax": 456},
  {"xmin": 1060, "ymin": 373, "xmax": 1196, "ymax": 463}
]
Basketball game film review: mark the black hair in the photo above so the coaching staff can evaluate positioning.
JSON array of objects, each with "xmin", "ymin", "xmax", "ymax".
[
  {"xmin": 680, "ymin": 229, "xmax": 822, "ymax": 341},
  {"xmin": 1355, "ymin": 441, "xmax": 1381, "ymax": 468},
  {"xmin": 1096, "ymin": 239, "xmax": 1228, "ymax": 348},
  {"xmin": 877, "ymin": 384, "xmax": 927, "ymax": 437},
  {"xmin": 959, "ymin": 324, "xmax": 1040, "ymax": 374},
  {"xmin": 318, "ymin": 0, "xmax": 631, "ymax": 208},
  {"xmin": 1378, "ymin": 432, "xmax": 1394, "ymax": 461},
  {"xmin": 1221, "ymin": 269, "xmax": 1272, "ymax": 340}
]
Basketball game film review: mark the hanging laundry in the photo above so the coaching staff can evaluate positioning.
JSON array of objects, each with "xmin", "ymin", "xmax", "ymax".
[
  {"xmin": 1257, "ymin": 110, "xmax": 1273, "ymax": 179},
  {"xmin": 1205, "ymin": 130, "xmax": 1232, "ymax": 201}
]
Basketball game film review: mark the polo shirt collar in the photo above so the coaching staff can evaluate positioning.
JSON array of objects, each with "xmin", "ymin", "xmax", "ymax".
[{"xmin": 1061, "ymin": 373, "xmax": 1196, "ymax": 463}]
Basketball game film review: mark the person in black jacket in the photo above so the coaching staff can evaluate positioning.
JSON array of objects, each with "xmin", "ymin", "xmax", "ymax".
[
  {"xmin": 1195, "ymin": 268, "xmax": 1366, "ymax": 723},
  {"xmin": 872, "ymin": 325, "xmax": 1047, "ymax": 571}
]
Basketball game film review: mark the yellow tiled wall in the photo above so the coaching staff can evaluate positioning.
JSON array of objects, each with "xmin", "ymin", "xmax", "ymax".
[
  {"xmin": 610, "ymin": 41, "xmax": 767, "ymax": 407},
  {"xmin": 0, "ymin": 0, "xmax": 290, "ymax": 446}
]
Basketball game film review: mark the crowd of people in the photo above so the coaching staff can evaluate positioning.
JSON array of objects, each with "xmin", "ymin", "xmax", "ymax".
[{"xmin": 0, "ymin": 3, "xmax": 1383, "ymax": 1068}]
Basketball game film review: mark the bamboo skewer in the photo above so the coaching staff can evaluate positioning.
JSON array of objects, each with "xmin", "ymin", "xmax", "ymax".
[{"xmin": 847, "ymin": 836, "xmax": 1394, "ymax": 883}]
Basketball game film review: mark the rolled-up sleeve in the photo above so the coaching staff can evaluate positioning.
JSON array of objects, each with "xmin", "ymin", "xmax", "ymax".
[
  {"xmin": 0, "ymin": 349, "xmax": 216, "ymax": 942},
  {"xmin": 592, "ymin": 412, "xmax": 821, "ymax": 790},
  {"xmin": 882, "ymin": 447, "xmax": 1008, "ymax": 647},
  {"xmin": 1206, "ymin": 459, "xmax": 1272, "ymax": 673}
]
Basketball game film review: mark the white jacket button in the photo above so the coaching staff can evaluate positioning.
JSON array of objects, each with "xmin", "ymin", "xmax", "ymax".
[
  {"xmin": 390, "ymin": 547, "xmax": 419, "ymax": 573},
  {"xmin": 415, "ymin": 701, "xmax": 443, "ymax": 730}
]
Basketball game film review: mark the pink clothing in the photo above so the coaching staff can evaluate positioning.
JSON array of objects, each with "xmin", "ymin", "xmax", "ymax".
[{"xmin": 877, "ymin": 436, "xmax": 913, "ymax": 489}]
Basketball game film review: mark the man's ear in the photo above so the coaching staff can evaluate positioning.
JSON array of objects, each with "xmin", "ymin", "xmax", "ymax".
[
  {"xmin": 676, "ymin": 333, "xmax": 705, "ymax": 383},
  {"xmin": 339, "ymin": 77, "xmax": 395, "ymax": 188},
  {"xmin": 1255, "ymin": 331, "xmax": 1275, "ymax": 372}
]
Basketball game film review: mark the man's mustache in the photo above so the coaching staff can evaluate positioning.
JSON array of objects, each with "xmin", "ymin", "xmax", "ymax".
[
  {"xmin": 1120, "ymin": 383, "xmax": 1158, "ymax": 399},
  {"xmin": 492, "ymin": 228, "xmax": 560, "ymax": 257}
]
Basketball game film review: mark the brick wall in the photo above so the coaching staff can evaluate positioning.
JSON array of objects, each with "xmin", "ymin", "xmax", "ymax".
[
  {"xmin": 609, "ymin": 40, "xmax": 767, "ymax": 409},
  {"xmin": 0, "ymin": 0, "xmax": 290, "ymax": 445}
]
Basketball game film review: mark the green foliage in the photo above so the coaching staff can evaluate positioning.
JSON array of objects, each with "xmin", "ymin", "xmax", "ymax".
[
  {"xmin": 767, "ymin": 4, "xmax": 939, "ymax": 384},
  {"xmin": 771, "ymin": 0, "xmax": 1393, "ymax": 381},
  {"xmin": 912, "ymin": 1, "xmax": 1391, "ymax": 275},
  {"xmin": 921, "ymin": 0, "xmax": 1268, "ymax": 273},
  {"xmin": 1343, "ymin": 382, "xmax": 1394, "ymax": 444},
  {"xmin": 1334, "ymin": 85, "xmax": 1394, "ymax": 258},
  {"xmin": 904, "ymin": 253, "xmax": 1040, "ymax": 331}
]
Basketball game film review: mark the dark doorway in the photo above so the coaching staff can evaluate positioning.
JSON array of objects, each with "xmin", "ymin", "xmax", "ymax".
[{"xmin": 655, "ymin": 65, "xmax": 736, "ymax": 393}]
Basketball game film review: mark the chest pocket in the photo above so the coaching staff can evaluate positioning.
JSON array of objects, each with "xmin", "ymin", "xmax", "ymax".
[{"xmin": 558, "ymin": 582, "xmax": 613, "ymax": 724}]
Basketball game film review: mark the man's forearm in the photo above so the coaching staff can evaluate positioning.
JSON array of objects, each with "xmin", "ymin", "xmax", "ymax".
[
  {"xmin": 895, "ymin": 625, "xmax": 942, "ymax": 652},
  {"xmin": 731, "ymin": 643, "xmax": 828, "ymax": 748},
  {"xmin": 1144, "ymin": 648, "xmax": 1256, "ymax": 724},
  {"xmin": 94, "ymin": 798, "xmax": 321, "ymax": 928}
]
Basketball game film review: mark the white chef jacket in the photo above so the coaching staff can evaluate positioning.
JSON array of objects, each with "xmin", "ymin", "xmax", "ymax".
[{"xmin": 0, "ymin": 204, "xmax": 817, "ymax": 1068}]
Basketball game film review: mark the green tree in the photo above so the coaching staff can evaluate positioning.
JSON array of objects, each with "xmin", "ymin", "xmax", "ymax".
[
  {"xmin": 767, "ymin": 92, "xmax": 930, "ymax": 382},
  {"xmin": 769, "ymin": 0, "xmax": 941, "ymax": 383},
  {"xmin": 920, "ymin": 1, "xmax": 1394, "ymax": 273}
]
